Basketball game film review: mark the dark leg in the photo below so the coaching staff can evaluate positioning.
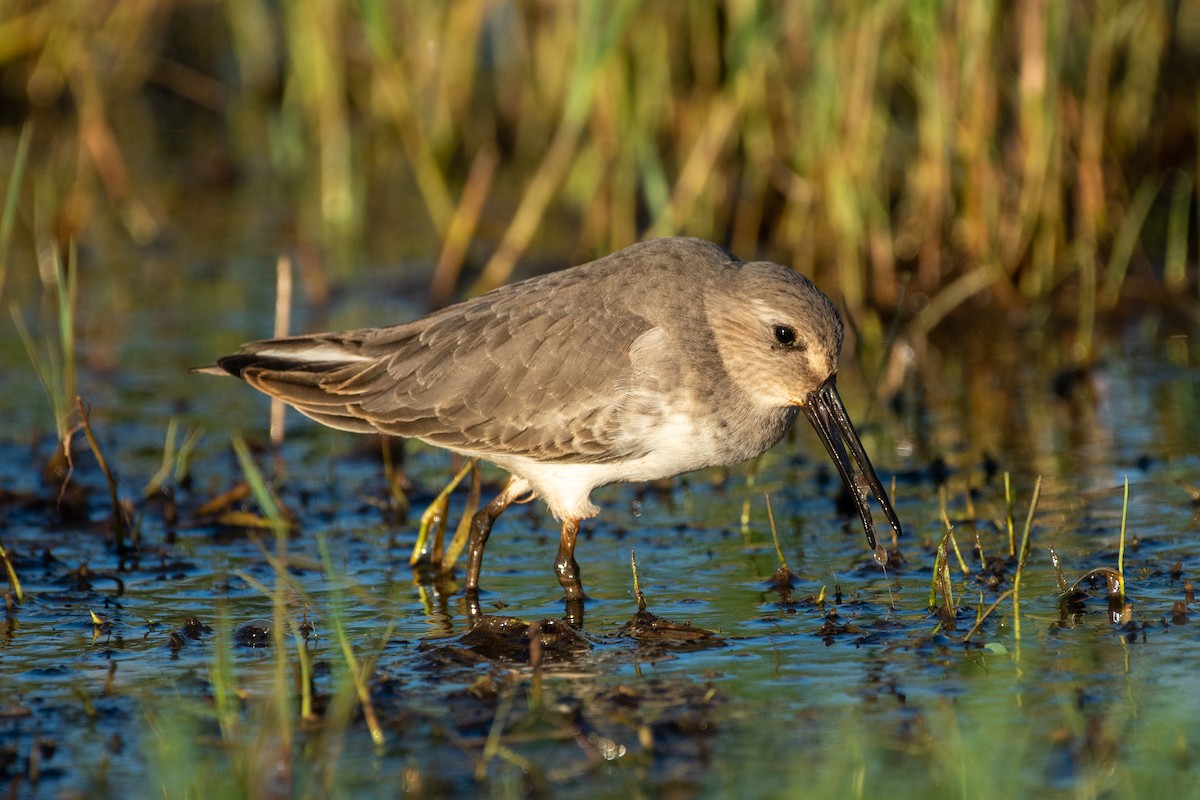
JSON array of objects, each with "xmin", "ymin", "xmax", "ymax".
[
  {"xmin": 465, "ymin": 477, "xmax": 524, "ymax": 596},
  {"xmin": 554, "ymin": 519, "xmax": 584, "ymax": 601},
  {"xmin": 563, "ymin": 596, "xmax": 585, "ymax": 628}
]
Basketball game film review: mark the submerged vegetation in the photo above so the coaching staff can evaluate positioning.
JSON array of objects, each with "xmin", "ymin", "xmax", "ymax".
[{"xmin": 1, "ymin": 1, "xmax": 1198, "ymax": 798}]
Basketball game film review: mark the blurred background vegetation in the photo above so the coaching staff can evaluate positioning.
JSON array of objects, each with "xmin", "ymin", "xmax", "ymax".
[{"xmin": 1, "ymin": 0, "xmax": 1197, "ymax": 340}]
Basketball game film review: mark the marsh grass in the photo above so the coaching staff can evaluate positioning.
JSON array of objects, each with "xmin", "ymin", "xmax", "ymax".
[
  {"xmin": 11, "ymin": 243, "xmax": 77, "ymax": 460},
  {"xmin": 1053, "ymin": 475, "xmax": 1136, "ymax": 628},
  {"xmin": 0, "ymin": 121, "xmax": 32, "ymax": 303},
  {"xmin": 142, "ymin": 416, "xmax": 202, "ymax": 499},
  {"xmin": 408, "ymin": 456, "xmax": 481, "ymax": 577},
  {"xmin": 789, "ymin": 472, "xmax": 1193, "ymax": 800},
  {"xmin": 1118, "ymin": 474, "xmax": 1130, "ymax": 604},
  {"xmin": 779, "ymin": 694, "xmax": 1200, "ymax": 800},
  {"xmin": 144, "ymin": 437, "xmax": 406, "ymax": 796},
  {"xmin": 1010, "ymin": 475, "xmax": 1042, "ymax": 648},
  {"xmin": 377, "ymin": 436, "xmax": 410, "ymax": 523},
  {"xmin": 73, "ymin": 395, "xmax": 136, "ymax": 551},
  {"xmin": 0, "ymin": 538, "xmax": 24, "ymax": 605},
  {"xmin": 924, "ymin": 472, "xmax": 1048, "ymax": 648},
  {"xmin": 1, "ymin": 2, "xmax": 1194, "ymax": 331}
]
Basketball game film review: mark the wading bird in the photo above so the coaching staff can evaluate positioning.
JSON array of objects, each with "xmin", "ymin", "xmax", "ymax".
[{"xmin": 200, "ymin": 238, "xmax": 902, "ymax": 618}]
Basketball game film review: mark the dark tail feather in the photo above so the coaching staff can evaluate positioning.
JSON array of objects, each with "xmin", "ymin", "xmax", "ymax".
[
  {"xmin": 222, "ymin": 353, "xmax": 352, "ymax": 378},
  {"xmin": 194, "ymin": 337, "xmax": 397, "ymax": 435}
]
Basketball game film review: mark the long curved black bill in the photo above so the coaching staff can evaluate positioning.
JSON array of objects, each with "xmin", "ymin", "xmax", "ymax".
[{"xmin": 803, "ymin": 377, "xmax": 903, "ymax": 564}]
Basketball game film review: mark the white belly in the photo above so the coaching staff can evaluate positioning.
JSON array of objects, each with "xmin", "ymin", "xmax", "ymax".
[{"xmin": 486, "ymin": 408, "xmax": 730, "ymax": 521}]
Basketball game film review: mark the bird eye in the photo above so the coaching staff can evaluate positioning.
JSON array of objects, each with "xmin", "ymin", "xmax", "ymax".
[{"xmin": 773, "ymin": 325, "xmax": 797, "ymax": 347}]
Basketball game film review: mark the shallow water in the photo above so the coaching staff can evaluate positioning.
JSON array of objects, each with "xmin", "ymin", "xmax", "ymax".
[{"xmin": 2, "ymin": 249, "xmax": 1200, "ymax": 797}]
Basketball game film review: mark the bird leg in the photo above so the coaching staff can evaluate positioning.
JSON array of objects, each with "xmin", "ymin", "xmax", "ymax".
[
  {"xmin": 464, "ymin": 476, "xmax": 526, "ymax": 596},
  {"xmin": 554, "ymin": 519, "xmax": 583, "ymax": 601}
]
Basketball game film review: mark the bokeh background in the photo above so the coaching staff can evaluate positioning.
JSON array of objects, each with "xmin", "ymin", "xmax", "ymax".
[{"xmin": 3, "ymin": 0, "xmax": 1197, "ymax": 337}]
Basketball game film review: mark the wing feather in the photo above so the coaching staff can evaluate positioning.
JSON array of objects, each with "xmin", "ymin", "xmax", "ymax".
[{"xmin": 207, "ymin": 238, "xmax": 738, "ymax": 463}]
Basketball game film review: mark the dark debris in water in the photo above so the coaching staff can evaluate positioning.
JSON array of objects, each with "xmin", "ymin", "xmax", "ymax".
[
  {"xmin": 616, "ymin": 609, "xmax": 726, "ymax": 653},
  {"xmin": 387, "ymin": 662, "xmax": 723, "ymax": 790},
  {"xmin": 416, "ymin": 606, "xmax": 727, "ymax": 673},
  {"xmin": 452, "ymin": 615, "xmax": 591, "ymax": 663},
  {"xmin": 345, "ymin": 603, "xmax": 730, "ymax": 791},
  {"xmin": 814, "ymin": 609, "xmax": 867, "ymax": 640},
  {"xmin": 233, "ymin": 618, "xmax": 274, "ymax": 647}
]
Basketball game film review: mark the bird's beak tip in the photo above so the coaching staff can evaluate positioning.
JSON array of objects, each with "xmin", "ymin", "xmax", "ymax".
[{"xmin": 802, "ymin": 377, "xmax": 903, "ymax": 556}]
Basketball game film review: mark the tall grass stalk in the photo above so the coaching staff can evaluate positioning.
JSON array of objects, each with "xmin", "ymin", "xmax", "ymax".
[
  {"xmin": 1101, "ymin": 176, "xmax": 1161, "ymax": 309},
  {"xmin": 143, "ymin": 417, "xmax": 202, "ymax": 500},
  {"xmin": 441, "ymin": 459, "xmax": 482, "ymax": 573},
  {"xmin": 316, "ymin": 535, "xmax": 386, "ymax": 748},
  {"xmin": 356, "ymin": 0, "xmax": 456, "ymax": 237},
  {"xmin": 1004, "ymin": 472, "xmax": 1015, "ymax": 556},
  {"xmin": 1164, "ymin": 172, "xmax": 1193, "ymax": 293},
  {"xmin": 764, "ymin": 494, "xmax": 788, "ymax": 574},
  {"xmin": 739, "ymin": 456, "xmax": 760, "ymax": 534},
  {"xmin": 1118, "ymin": 474, "xmax": 1129, "ymax": 603},
  {"xmin": 0, "ymin": 540, "xmax": 24, "ymax": 604},
  {"xmin": 206, "ymin": 603, "xmax": 243, "ymax": 784},
  {"xmin": 229, "ymin": 435, "xmax": 285, "ymax": 522},
  {"xmin": 11, "ymin": 243, "xmax": 77, "ymax": 449},
  {"xmin": 231, "ymin": 434, "xmax": 295, "ymax": 787},
  {"xmin": 270, "ymin": 253, "xmax": 293, "ymax": 446},
  {"xmin": 938, "ymin": 485, "xmax": 969, "ymax": 575},
  {"xmin": 279, "ymin": 0, "xmax": 357, "ymax": 270},
  {"xmin": 143, "ymin": 416, "xmax": 180, "ymax": 498},
  {"xmin": 429, "ymin": 143, "xmax": 500, "ymax": 310},
  {"xmin": 1011, "ymin": 476, "xmax": 1043, "ymax": 656},
  {"xmin": 409, "ymin": 457, "xmax": 477, "ymax": 567},
  {"xmin": 379, "ymin": 437, "xmax": 409, "ymax": 522},
  {"xmin": 0, "ymin": 121, "xmax": 33, "ymax": 302},
  {"xmin": 74, "ymin": 396, "xmax": 134, "ymax": 551},
  {"xmin": 220, "ymin": 436, "xmax": 400, "ymax": 788},
  {"xmin": 471, "ymin": 0, "xmax": 640, "ymax": 294}
]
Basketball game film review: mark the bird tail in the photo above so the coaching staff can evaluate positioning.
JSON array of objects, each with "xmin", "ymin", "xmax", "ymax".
[{"xmin": 195, "ymin": 334, "xmax": 384, "ymax": 434}]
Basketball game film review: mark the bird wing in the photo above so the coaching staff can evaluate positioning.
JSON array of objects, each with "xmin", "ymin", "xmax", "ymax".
[{"xmin": 223, "ymin": 264, "xmax": 662, "ymax": 463}]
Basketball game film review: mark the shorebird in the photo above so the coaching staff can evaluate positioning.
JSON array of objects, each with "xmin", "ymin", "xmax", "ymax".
[{"xmin": 201, "ymin": 237, "xmax": 902, "ymax": 609}]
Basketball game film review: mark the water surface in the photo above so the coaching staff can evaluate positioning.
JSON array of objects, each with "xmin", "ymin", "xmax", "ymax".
[{"xmin": 2, "ymin": 245, "xmax": 1199, "ymax": 798}]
